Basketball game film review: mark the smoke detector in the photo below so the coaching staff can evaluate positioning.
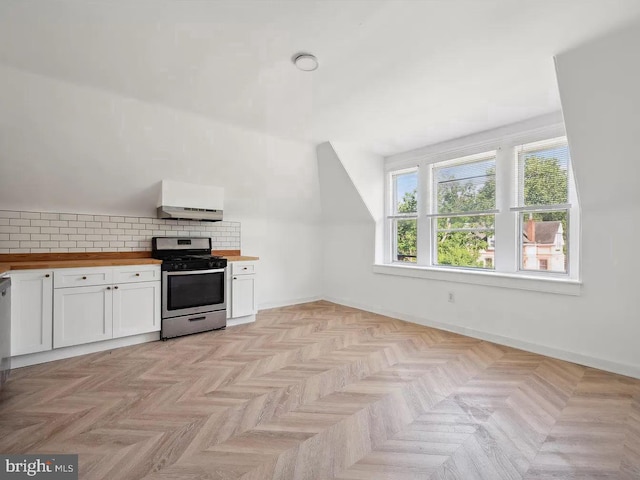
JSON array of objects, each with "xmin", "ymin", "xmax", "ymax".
[{"xmin": 293, "ymin": 53, "xmax": 319, "ymax": 72}]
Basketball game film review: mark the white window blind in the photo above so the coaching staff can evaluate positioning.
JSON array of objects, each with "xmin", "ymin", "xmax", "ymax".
[{"xmin": 513, "ymin": 137, "xmax": 570, "ymax": 211}]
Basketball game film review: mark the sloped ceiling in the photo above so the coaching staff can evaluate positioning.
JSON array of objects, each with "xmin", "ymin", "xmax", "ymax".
[{"xmin": 1, "ymin": 0, "xmax": 639, "ymax": 156}]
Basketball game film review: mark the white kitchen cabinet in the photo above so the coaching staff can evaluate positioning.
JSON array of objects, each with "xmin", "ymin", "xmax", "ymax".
[
  {"xmin": 112, "ymin": 281, "xmax": 160, "ymax": 338},
  {"xmin": 54, "ymin": 285, "xmax": 113, "ymax": 348},
  {"xmin": 229, "ymin": 261, "xmax": 257, "ymax": 319},
  {"xmin": 53, "ymin": 265, "xmax": 161, "ymax": 348},
  {"xmin": 9, "ymin": 270, "xmax": 53, "ymax": 356}
]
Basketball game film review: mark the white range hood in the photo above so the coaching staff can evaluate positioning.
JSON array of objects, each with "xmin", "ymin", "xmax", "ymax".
[{"xmin": 157, "ymin": 180, "xmax": 224, "ymax": 222}]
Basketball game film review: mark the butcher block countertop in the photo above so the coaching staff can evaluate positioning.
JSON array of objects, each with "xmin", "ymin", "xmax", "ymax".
[
  {"xmin": 224, "ymin": 256, "xmax": 260, "ymax": 262},
  {"xmin": 0, "ymin": 250, "xmax": 259, "ymax": 274}
]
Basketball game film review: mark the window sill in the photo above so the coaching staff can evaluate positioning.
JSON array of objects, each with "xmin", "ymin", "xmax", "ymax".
[{"xmin": 372, "ymin": 263, "xmax": 581, "ymax": 296}]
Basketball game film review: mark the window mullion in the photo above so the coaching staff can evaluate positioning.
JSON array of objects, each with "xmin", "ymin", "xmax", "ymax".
[
  {"xmin": 417, "ymin": 162, "xmax": 430, "ymax": 266},
  {"xmin": 494, "ymin": 145, "xmax": 517, "ymax": 272}
]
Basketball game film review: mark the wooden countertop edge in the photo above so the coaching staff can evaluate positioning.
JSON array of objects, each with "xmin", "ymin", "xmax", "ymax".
[
  {"xmin": 0, "ymin": 255, "xmax": 259, "ymax": 273},
  {"xmin": 0, "ymin": 258, "xmax": 163, "ymax": 271}
]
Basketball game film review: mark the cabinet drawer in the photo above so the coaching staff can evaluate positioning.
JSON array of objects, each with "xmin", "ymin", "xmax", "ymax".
[
  {"xmin": 113, "ymin": 265, "xmax": 161, "ymax": 284},
  {"xmin": 231, "ymin": 262, "xmax": 256, "ymax": 275},
  {"xmin": 54, "ymin": 268, "xmax": 113, "ymax": 288}
]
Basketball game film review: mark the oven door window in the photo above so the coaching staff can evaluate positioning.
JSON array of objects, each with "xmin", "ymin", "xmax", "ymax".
[{"xmin": 166, "ymin": 272, "xmax": 224, "ymax": 311}]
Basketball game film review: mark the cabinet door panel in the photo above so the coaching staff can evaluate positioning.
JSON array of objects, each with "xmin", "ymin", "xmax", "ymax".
[
  {"xmin": 10, "ymin": 271, "xmax": 53, "ymax": 356},
  {"xmin": 112, "ymin": 282, "xmax": 161, "ymax": 338},
  {"xmin": 231, "ymin": 275, "xmax": 256, "ymax": 318},
  {"xmin": 54, "ymin": 286, "xmax": 113, "ymax": 348}
]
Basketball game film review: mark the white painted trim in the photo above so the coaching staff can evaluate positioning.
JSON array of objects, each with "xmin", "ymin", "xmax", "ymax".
[
  {"xmin": 323, "ymin": 296, "xmax": 640, "ymax": 380},
  {"xmin": 227, "ymin": 315, "xmax": 255, "ymax": 327},
  {"xmin": 372, "ymin": 264, "xmax": 581, "ymax": 296},
  {"xmin": 10, "ymin": 332, "xmax": 160, "ymax": 369},
  {"xmin": 258, "ymin": 296, "xmax": 323, "ymax": 311},
  {"xmin": 386, "ymin": 112, "xmax": 565, "ymax": 168}
]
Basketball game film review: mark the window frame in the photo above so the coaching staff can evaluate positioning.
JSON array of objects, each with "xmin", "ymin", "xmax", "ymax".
[
  {"xmin": 383, "ymin": 122, "xmax": 580, "ymax": 286},
  {"xmin": 512, "ymin": 136, "xmax": 572, "ymax": 276},
  {"xmin": 386, "ymin": 167, "xmax": 419, "ymax": 264},
  {"xmin": 428, "ymin": 150, "xmax": 498, "ymax": 271}
]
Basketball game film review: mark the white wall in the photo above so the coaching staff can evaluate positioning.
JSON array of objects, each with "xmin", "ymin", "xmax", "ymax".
[
  {"xmin": 0, "ymin": 65, "xmax": 323, "ymax": 308},
  {"xmin": 321, "ymin": 20, "xmax": 640, "ymax": 378}
]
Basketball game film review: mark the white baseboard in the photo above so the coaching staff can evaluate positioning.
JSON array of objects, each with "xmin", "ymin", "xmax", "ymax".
[
  {"xmin": 258, "ymin": 296, "xmax": 323, "ymax": 311},
  {"xmin": 227, "ymin": 315, "xmax": 256, "ymax": 327},
  {"xmin": 10, "ymin": 332, "xmax": 160, "ymax": 369},
  {"xmin": 324, "ymin": 295, "xmax": 640, "ymax": 380}
]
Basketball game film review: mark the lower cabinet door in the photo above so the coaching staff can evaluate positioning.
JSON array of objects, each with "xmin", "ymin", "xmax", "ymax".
[
  {"xmin": 112, "ymin": 281, "xmax": 161, "ymax": 338},
  {"xmin": 231, "ymin": 275, "xmax": 256, "ymax": 318},
  {"xmin": 54, "ymin": 285, "xmax": 113, "ymax": 348},
  {"xmin": 10, "ymin": 270, "xmax": 53, "ymax": 356}
]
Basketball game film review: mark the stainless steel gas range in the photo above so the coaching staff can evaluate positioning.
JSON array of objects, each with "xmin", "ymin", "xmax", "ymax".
[{"xmin": 152, "ymin": 237, "xmax": 227, "ymax": 339}]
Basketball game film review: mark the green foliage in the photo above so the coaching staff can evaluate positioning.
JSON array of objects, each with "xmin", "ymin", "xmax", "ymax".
[
  {"xmin": 437, "ymin": 232, "xmax": 486, "ymax": 267},
  {"xmin": 396, "ymin": 191, "xmax": 417, "ymax": 261}
]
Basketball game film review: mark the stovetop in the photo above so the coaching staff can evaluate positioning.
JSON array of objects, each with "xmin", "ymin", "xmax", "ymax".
[
  {"xmin": 152, "ymin": 237, "xmax": 227, "ymax": 271},
  {"xmin": 159, "ymin": 254, "xmax": 227, "ymax": 272}
]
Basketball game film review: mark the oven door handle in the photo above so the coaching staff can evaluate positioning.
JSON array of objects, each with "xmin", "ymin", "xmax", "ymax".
[{"xmin": 165, "ymin": 268, "xmax": 226, "ymax": 276}]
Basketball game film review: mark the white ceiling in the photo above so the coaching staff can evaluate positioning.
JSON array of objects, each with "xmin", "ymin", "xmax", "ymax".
[{"xmin": 1, "ymin": 0, "xmax": 639, "ymax": 156}]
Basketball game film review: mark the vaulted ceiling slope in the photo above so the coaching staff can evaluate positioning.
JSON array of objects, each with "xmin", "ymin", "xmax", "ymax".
[{"xmin": 1, "ymin": 0, "xmax": 639, "ymax": 156}]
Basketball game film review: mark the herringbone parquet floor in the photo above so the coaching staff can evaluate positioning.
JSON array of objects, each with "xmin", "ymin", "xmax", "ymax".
[{"xmin": 1, "ymin": 301, "xmax": 639, "ymax": 479}]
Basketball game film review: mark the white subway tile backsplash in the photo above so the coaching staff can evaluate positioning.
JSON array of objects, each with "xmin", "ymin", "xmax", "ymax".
[
  {"xmin": 0, "ymin": 210, "xmax": 240, "ymax": 254},
  {"xmin": 20, "ymin": 241, "xmax": 40, "ymax": 248},
  {"xmin": 11, "ymin": 234, "xmax": 31, "ymax": 241},
  {"xmin": 10, "ymin": 219, "xmax": 30, "ymax": 226}
]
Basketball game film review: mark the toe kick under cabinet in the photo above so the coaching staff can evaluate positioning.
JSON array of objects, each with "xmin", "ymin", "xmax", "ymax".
[{"xmin": 52, "ymin": 265, "xmax": 161, "ymax": 348}]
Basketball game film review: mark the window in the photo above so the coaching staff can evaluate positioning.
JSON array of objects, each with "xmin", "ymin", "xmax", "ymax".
[
  {"xmin": 513, "ymin": 138, "xmax": 571, "ymax": 273},
  {"xmin": 430, "ymin": 152, "xmax": 496, "ymax": 269},
  {"xmin": 384, "ymin": 126, "xmax": 579, "ymax": 283},
  {"xmin": 389, "ymin": 168, "xmax": 418, "ymax": 263}
]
